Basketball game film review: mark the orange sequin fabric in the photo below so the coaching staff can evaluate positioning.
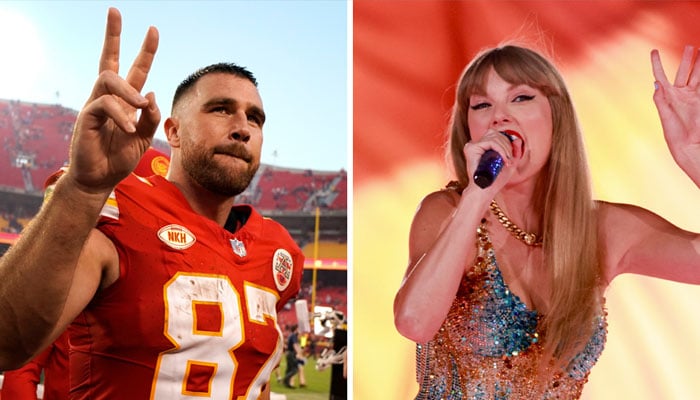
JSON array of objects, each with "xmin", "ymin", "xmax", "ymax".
[{"xmin": 415, "ymin": 219, "xmax": 607, "ymax": 399}]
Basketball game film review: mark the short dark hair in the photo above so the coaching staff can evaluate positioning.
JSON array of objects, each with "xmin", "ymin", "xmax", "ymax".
[{"xmin": 172, "ymin": 62, "xmax": 258, "ymax": 110}]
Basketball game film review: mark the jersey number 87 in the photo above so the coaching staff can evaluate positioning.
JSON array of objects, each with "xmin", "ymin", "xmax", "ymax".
[{"xmin": 150, "ymin": 272, "xmax": 281, "ymax": 399}]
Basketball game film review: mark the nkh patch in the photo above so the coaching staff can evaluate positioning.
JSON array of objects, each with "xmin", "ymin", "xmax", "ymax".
[
  {"xmin": 157, "ymin": 224, "xmax": 196, "ymax": 250},
  {"xmin": 230, "ymin": 238, "xmax": 247, "ymax": 257},
  {"xmin": 272, "ymin": 249, "xmax": 293, "ymax": 291}
]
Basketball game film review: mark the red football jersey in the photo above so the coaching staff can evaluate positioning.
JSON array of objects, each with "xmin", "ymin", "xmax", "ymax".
[
  {"xmin": 68, "ymin": 174, "xmax": 304, "ymax": 399},
  {"xmin": 1, "ymin": 331, "xmax": 70, "ymax": 400}
]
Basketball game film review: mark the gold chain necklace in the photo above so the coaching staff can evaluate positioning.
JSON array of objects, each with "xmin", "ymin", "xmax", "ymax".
[{"xmin": 489, "ymin": 200, "xmax": 543, "ymax": 246}]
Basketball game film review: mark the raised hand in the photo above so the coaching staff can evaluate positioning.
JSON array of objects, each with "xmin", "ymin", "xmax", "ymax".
[
  {"xmin": 68, "ymin": 7, "xmax": 161, "ymax": 194},
  {"xmin": 651, "ymin": 45, "xmax": 700, "ymax": 185}
]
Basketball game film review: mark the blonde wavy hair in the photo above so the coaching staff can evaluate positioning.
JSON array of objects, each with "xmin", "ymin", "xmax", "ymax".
[{"xmin": 447, "ymin": 45, "xmax": 602, "ymax": 369}]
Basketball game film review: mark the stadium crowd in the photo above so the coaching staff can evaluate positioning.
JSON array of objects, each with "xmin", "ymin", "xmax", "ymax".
[{"xmin": 0, "ymin": 97, "xmax": 347, "ymax": 398}]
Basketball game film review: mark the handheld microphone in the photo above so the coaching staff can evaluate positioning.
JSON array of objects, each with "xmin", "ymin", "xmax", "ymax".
[{"xmin": 473, "ymin": 130, "xmax": 519, "ymax": 189}]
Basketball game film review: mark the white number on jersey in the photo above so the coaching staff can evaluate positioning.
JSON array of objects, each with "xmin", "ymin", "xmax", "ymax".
[{"xmin": 151, "ymin": 273, "xmax": 281, "ymax": 399}]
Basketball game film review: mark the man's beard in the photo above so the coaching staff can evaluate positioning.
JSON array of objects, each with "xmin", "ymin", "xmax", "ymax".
[{"xmin": 181, "ymin": 140, "xmax": 259, "ymax": 197}]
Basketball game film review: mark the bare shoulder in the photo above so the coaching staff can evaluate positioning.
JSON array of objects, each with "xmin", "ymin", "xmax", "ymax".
[
  {"xmin": 419, "ymin": 188, "xmax": 461, "ymax": 210},
  {"xmin": 596, "ymin": 200, "xmax": 627, "ymax": 228},
  {"xmin": 595, "ymin": 200, "xmax": 692, "ymax": 283},
  {"xmin": 597, "ymin": 200, "xmax": 669, "ymax": 233},
  {"xmin": 596, "ymin": 201, "xmax": 640, "ymax": 283},
  {"xmin": 408, "ymin": 188, "xmax": 461, "ymax": 261},
  {"xmin": 413, "ymin": 188, "xmax": 461, "ymax": 227},
  {"xmin": 596, "ymin": 200, "xmax": 650, "ymax": 247}
]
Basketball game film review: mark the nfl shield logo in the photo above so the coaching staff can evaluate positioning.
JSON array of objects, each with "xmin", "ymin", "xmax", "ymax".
[{"xmin": 230, "ymin": 238, "xmax": 247, "ymax": 257}]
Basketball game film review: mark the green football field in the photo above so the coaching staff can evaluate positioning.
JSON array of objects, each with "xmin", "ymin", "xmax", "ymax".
[{"xmin": 269, "ymin": 354, "xmax": 342, "ymax": 400}]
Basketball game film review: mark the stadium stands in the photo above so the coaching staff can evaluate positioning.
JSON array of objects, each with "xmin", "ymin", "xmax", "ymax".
[
  {"xmin": 0, "ymin": 100, "xmax": 74, "ymax": 193},
  {"xmin": 0, "ymin": 98, "xmax": 347, "ymax": 237},
  {"xmin": 0, "ymin": 98, "xmax": 348, "ymax": 335},
  {"xmin": 238, "ymin": 165, "xmax": 347, "ymax": 212},
  {"xmin": 0, "ymin": 99, "xmax": 347, "ymax": 212}
]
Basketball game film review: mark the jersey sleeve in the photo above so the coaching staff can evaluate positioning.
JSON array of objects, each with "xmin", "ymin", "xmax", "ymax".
[{"xmin": 1, "ymin": 350, "xmax": 45, "ymax": 400}]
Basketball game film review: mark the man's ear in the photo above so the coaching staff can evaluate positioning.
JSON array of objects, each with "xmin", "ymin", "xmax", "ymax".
[{"xmin": 164, "ymin": 117, "xmax": 180, "ymax": 148}]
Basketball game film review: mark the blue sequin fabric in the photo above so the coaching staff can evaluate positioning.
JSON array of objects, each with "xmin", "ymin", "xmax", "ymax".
[{"xmin": 415, "ymin": 219, "xmax": 607, "ymax": 399}]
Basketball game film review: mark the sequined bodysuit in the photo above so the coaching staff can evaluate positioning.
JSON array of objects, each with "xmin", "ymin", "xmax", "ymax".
[{"xmin": 415, "ymin": 220, "xmax": 607, "ymax": 399}]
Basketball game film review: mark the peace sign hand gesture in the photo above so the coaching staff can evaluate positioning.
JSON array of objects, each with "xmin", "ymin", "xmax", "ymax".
[
  {"xmin": 67, "ymin": 7, "xmax": 161, "ymax": 195},
  {"xmin": 651, "ymin": 45, "xmax": 700, "ymax": 186}
]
